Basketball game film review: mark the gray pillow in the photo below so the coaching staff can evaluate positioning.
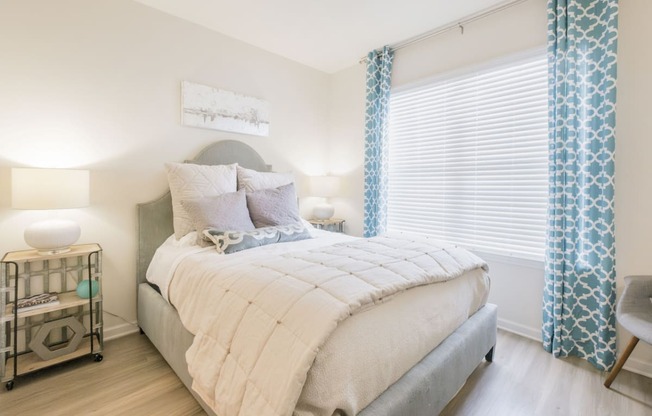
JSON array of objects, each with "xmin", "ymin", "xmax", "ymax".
[
  {"xmin": 203, "ymin": 222, "xmax": 311, "ymax": 254},
  {"xmin": 181, "ymin": 189, "xmax": 255, "ymax": 246},
  {"xmin": 246, "ymin": 183, "xmax": 301, "ymax": 228}
]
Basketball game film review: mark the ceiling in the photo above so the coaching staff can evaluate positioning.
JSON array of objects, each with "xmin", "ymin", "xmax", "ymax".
[{"xmin": 133, "ymin": 0, "xmax": 508, "ymax": 73}]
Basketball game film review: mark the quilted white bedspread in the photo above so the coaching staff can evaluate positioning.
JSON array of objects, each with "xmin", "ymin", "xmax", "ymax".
[{"xmin": 170, "ymin": 233, "xmax": 487, "ymax": 416}]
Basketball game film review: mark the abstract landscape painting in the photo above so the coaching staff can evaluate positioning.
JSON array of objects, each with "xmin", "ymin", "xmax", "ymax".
[{"xmin": 181, "ymin": 81, "xmax": 270, "ymax": 136}]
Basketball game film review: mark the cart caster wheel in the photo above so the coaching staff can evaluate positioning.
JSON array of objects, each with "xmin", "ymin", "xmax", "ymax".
[
  {"xmin": 5, "ymin": 381, "xmax": 14, "ymax": 391},
  {"xmin": 93, "ymin": 354, "xmax": 103, "ymax": 362}
]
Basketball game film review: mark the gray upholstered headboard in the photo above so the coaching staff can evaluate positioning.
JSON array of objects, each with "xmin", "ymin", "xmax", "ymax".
[{"xmin": 136, "ymin": 140, "xmax": 271, "ymax": 285}]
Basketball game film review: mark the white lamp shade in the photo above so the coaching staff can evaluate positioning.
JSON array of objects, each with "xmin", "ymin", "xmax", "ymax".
[
  {"xmin": 310, "ymin": 175, "xmax": 341, "ymax": 198},
  {"xmin": 12, "ymin": 168, "xmax": 89, "ymax": 210}
]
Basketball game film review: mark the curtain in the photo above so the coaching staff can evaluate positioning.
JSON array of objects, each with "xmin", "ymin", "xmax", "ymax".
[
  {"xmin": 543, "ymin": 0, "xmax": 619, "ymax": 371},
  {"xmin": 363, "ymin": 46, "xmax": 394, "ymax": 238}
]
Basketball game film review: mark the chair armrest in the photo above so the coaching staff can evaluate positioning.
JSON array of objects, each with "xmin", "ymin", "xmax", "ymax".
[
  {"xmin": 619, "ymin": 275, "xmax": 652, "ymax": 345},
  {"xmin": 624, "ymin": 275, "xmax": 652, "ymax": 298}
]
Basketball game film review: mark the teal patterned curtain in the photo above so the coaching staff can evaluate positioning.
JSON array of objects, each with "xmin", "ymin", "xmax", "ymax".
[
  {"xmin": 363, "ymin": 46, "xmax": 394, "ymax": 238},
  {"xmin": 543, "ymin": 0, "xmax": 619, "ymax": 371}
]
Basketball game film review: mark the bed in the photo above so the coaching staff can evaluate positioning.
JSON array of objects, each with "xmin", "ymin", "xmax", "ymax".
[{"xmin": 136, "ymin": 140, "xmax": 497, "ymax": 416}]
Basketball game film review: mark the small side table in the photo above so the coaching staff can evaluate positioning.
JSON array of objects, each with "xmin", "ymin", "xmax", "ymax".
[
  {"xmin": 308, "ymin": 218, "xmax": 345, "ymax": 233},
  {"xmin": 1, "ymin": 244, "xmax": 103, "ymax": 390}
]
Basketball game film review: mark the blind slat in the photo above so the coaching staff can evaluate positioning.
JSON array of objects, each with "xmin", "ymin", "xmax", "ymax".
[{"xmin": 387, "ymin": 53, "xmax": 548, "ymax": 261}]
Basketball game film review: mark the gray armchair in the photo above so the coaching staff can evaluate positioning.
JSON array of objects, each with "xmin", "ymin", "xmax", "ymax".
[{"xmin": 604, "ymin": 275, "xmax": 652, "ymax": 387}]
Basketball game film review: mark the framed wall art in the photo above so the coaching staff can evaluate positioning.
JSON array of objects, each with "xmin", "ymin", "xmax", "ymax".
[{"xmin": 181, "ymin": 81, "xmax": 270, "ymax": 137}]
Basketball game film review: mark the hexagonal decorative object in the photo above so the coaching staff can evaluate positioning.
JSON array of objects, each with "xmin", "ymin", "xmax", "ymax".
[{"xmin": 28, "ymin": 316, "xmax": 86, "ymax": 361}]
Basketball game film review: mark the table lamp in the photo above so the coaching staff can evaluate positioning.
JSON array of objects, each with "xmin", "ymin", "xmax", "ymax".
[
  {"xmin": 12, "ymin": 168, "xmax": 89, "ymax": 255},
  {"xmin": 310, "ymin": 175, "xmax": 340, "ymax": 220}
]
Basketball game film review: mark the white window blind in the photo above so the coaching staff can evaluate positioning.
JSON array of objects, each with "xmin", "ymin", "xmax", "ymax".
[{"xmin": 387, "ymin": 52, "xmax": 548, "ymax": 261}]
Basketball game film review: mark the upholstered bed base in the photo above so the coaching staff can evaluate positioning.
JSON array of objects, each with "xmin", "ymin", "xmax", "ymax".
[
  {"xmin": 136, "ymin": 140, "xmax": 498, "ymax": 415},
  {"xmin": 138, "ymin": 283, "xmax": 214, "ymax": 414},
  {"xmin": 358, "ymin": 302, "xmax": 497, "ymax": 416},
  {"xmin": 138, "ymin": 282, "xmax": 497, "ymax": 416}
]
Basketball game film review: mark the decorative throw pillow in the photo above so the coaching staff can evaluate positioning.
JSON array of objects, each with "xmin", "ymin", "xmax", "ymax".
[
  {"xmin": 246, "ymin": 183, "xmax": 301, "ymax": 228},
  {"xmin": 180, "ymin": 189, "xmax": 255, "ymax": 246},
  {"xmin": 237, "ymin": 165, "xmax": 294, "ymax": 192},
  {"xmin": 165, "ymin": 162, "xmax": 237, "ymax": 239},
  {"xmin": 203, "ymin": 222, "xmax": 311, "ymax": 254}
]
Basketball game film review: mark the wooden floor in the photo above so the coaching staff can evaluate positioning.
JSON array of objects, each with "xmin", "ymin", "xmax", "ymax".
[
  {"xmin": 440, "ymin": 331, "xmax": 652, "ymax": 416},
  {"xmin": 0, "ymin": 330, "xmax": 650, "ymax": 415}
]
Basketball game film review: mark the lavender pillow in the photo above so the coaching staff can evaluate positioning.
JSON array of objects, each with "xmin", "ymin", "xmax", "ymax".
[
  {"xmin": 165, "ymin": 162, "xmax": 237, "ymax": 239},
  {"xmin": 246, "ymin": 183, "xmax": 301, "ymax": 228},
  {"xmin": 181, "ymin": 189, "xmax": 255, "ymax": 246}
]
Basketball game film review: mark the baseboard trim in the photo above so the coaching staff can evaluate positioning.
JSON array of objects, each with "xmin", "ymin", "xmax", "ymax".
[
  {"xmin": 498, "ymin": 318, "xmax": 652, "ymax": 379},
  {"xmin": 623, "ymin": 357, "xmax": 652, "ymax": 379},
  {"xmin": 104, "ymin": 321, "xmax": 139, "ymax": 341},
  {"xmin": 498, "ymin": 318, "xmax": 540, "ymax": 342}
]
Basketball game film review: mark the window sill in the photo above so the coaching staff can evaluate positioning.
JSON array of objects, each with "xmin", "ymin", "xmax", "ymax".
[{"xmin": 471, "ymin": 250, "xmax": 544, "ymax": 270}]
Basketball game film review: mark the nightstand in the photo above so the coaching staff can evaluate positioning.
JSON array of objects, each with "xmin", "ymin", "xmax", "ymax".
[
  {"xmin": 308, "ymin": 218, "xmax": 345, "ymax": 233},
  {"xmin": 0, "ymin": 244, "xmax": 103, "ymax": 390}
]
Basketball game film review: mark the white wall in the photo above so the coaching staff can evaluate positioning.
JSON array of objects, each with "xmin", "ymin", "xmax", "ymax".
[
  {"xmin": 329, "ymin": 0, "xmax": 652, "ymax": 376},
  {"xmin": 328, "ymin": 66, "xmax": 367, "ymax": 237},
  {"xmin": 0, "ymin": 0, "xmax": 331, "ymax": 338}
]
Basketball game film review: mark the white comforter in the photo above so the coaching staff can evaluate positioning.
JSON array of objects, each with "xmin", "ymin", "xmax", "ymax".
[{"xmin": 165, "ymin": 232, "xmax": 487, "ymax": 416}]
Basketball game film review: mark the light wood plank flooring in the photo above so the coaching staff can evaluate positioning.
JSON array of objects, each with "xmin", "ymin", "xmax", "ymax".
[
  {"xmin": 440, "ymin": 331, "xmax": 652, "ymax": 416},
  {"xmin": 0, "ymin": 330, "xmax": 650, "ymax": 415}
]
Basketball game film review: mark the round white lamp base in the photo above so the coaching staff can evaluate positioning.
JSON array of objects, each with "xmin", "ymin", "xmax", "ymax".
[
  {"xmin": 24, "ymin": 219, "xmax": 81, "ymax": 255},
  {"xmin": 313, "ymin": 203, "xmax": 335, "ymax": 220}
]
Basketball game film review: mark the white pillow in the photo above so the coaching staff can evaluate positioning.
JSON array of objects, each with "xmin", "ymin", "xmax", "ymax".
[
  {"xmin": 170, "ymin": 231, "xmax": 199, "ymax": 248},
  {"xmin": 237, "ymin": 165, "xmax": 294, "ymax": 192},
  {"xmin": 165, "ymin": 162, "xmax": 237, "ymax": 239}
]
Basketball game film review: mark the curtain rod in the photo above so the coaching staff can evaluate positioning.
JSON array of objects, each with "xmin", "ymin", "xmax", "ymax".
[{"xmin": 360, "ymin": 0, "xmax": 531, "ymax": 63}]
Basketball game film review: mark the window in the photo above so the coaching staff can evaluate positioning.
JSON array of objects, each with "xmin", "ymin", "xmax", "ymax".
[{"xmin": 387, "ymin": 52, "xmax": 548, "ymax": 261}]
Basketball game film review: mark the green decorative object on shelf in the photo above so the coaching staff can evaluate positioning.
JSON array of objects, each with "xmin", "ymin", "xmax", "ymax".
[{"xmin": 76, "ymin": 279, "xmax": 99, "ymax": 299}]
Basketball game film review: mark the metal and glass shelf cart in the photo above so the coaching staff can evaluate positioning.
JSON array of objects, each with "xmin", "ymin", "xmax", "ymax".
[{"xmin": 0, "ymin": 243, "xmax": 103, "ymax": 390}]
